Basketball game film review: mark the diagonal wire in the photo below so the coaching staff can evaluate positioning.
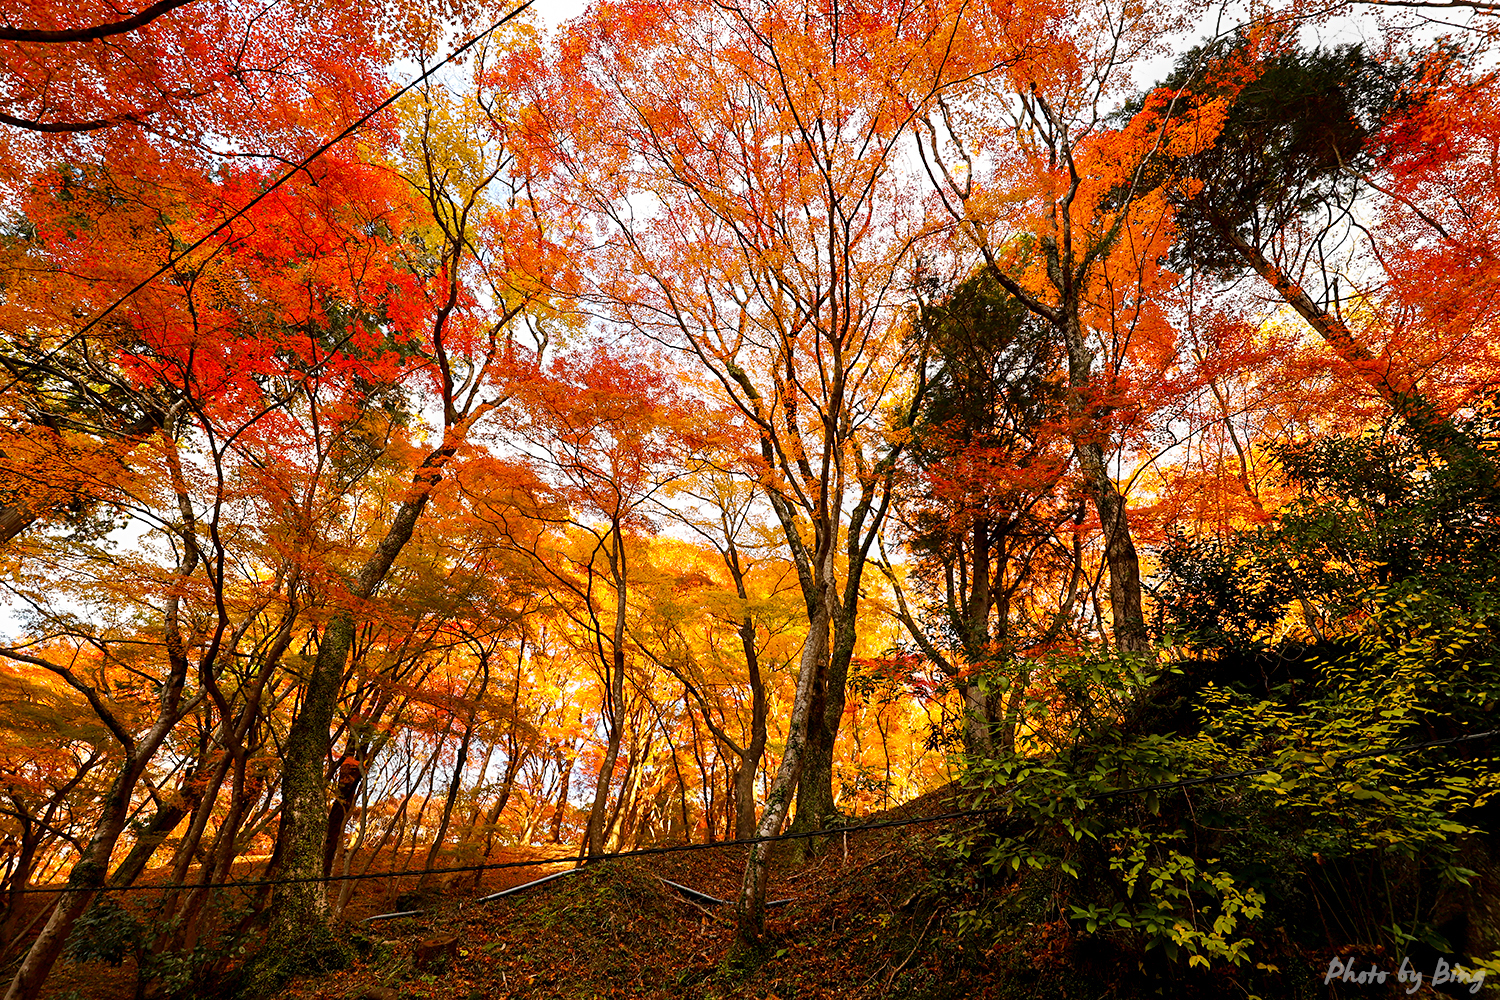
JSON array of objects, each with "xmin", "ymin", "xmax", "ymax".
[{"xmin": 0, "ymin": 0, "xmax": 534, "ymax": 398}]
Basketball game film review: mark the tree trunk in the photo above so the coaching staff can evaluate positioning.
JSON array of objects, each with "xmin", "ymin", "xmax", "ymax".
[
  {"xmin": 322, "ymin": 753, "xmax": 365, "ymax": 880},
  {"xmin": 583, "ymin": 520, "xmax": 630, "ymax": 860},
  {"xmin": 734, "ymin": 581, "xmax": 831, "ymax": 952},
  {"xmin": 4, "ymin": 753, "xmax": 158, "ymax": 1000},
  {"xmin": 1222, "ymin": 225, "xmax": 1491, "ymax": 487},
  {"xmin": 611, "ymin": 750, "xmax": 644, "ymax": 850},
  {"xmin": 4, "ymin": 592, "xmax": 190, "ymax": 1000},
  {"xmin": 0, "ymin": 825, "xmax": 39, "ymax": 952},
  {"xmin": 602, "ymin": 735, "xmax": 639, "ymax": 851},
  {"xmin": 975, "ymin": 236, "xmax": 1150, "ymax": 656},
  {"xmin": 725, "ymin": 543, "xmax": 769, "ymax": 839},
  {"xmin": 164, "ymin": 754, "xmax": 233, "ymax": 901},
  {"xmin": 258, "ymin": 435, "xmax": 462, "ymax": 972},
  {"xmin": 582, "ymin": 698, "xmax": 625, "ymax": 858},
  {"xmin": 1075, "ymin": 440, "xmax": 1149, "ymax": 652},
  {"xmin": 266, "ymin": 615, "xmax": 356, "ymax": 940},
  {"xmin": 1060, "ymin": 309, "xmax": 1149, "ymax": 654},
  {"xmin": 461, "ymin": 740, "xmax": 498, "ymax": 836},
  {"xmin": 0, "ymin": 503, "xmax": 35, "ymax": 549},
  {"xmin": 550, "ymin": 756, "xmax": 573, "ymax": 843},
  {"xmin": 791, "ymin": 531, "xmax": 878, "ymax": 837},
  {"xmin": 178, "ymin": 753, "xmax": 254, "ymax": 952},
  {"xmin": 106, "ymin": 752, "xmax": 217, "ymax": 890},
  {"xmin": 480, "ymin": 745, "xmax": 525, "ymax": 859},
  {"xmin": 419, "ymin": 708, "xmax": 477, "ymax": 888},
  {"xmin": 789, "ymin": 654, "xmax": 840, "ymax": 839}
]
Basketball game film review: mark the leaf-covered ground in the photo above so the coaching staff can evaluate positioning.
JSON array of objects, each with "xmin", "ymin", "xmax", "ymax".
[
  {"xmin": 33, "ymin": 782, "xmax": 1360, "ymax": 1000},
  {"xmin": 281, "ymin": 788, "xmax": 997, "ymax": 1000},
  {"xmin": 28, "ymin": 787, "xmax": 1001, "ymax": 1000}
]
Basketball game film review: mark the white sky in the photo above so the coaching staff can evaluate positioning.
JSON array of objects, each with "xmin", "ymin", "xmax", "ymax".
[{"xmin": 527, "ymin": 0, "xmax": 590, "ymax": 28}]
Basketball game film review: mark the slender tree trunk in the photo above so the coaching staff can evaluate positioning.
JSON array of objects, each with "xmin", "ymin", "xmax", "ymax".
[
  {"xmin": 583, "ymin": 705, "xmax": 625, "ymax": 859},
  {"xmin": 675, "ymin": 760, "xmax": 693, "ymax": 845},
  {"xmin": 393, "ymin": 728, "xmax": 454, "ymax": 879},
  {"xmin": 354, "ymin": 780, "xmax": 413, "ymax": 887},
  {"xmin": 734, "ymin": 584, "xmax": 831, "ymax": 952},
  {"xmin": 974, "ymin": 232, "xmax": 1149, "ymax": 655},
  {"xmin": 0, "ymin": 829, "xmax": 38, "ymax": 952},
  {"xmin": 1222, "ymin": 225, "xmax": 1490, "ymax": 485},
  {"xmin": 462, "ymin": 740, "xmax": 498, "ymax": 833},
  {"xmin": 419, "ymin": 709, "xmax": 477, "ymax": 888},
  {"xmin": 609, "ymin": 748, "xmax": 643, "ymax": 850},
  {"xmin": 475, "ymin": 652, "xmax": 528, "ymax": 866},
  {"xmin": 1059, "ymin": 309, "xmax": 1149, "ymax": 654},
  {"xmin": 1075, "ymin": 440, "xmax": 1148, "ymax": 652},
  {"xmin": 204, "ymin": 755, "xmax": 254, "ymax": 887},
  {"xmin": 961, "ymin": 521, "xmax": 1005, "ymax": 755},
  {"xmin": 107, "ymin": 753, "xmax": 216, "ymax": 890},
  {"xmin": 683, "ymin": 713, "xmax": 713, "ymax": 842},
  {"xmin": 731, "ymin": 753, "xmax": 760, "ymax": 841},
  {"xmin": 726, "ymin": 545, "xmax": 769, "ymax": 839},
  {"xmin": 331, "ymin": 770, "xmax": 374, "ymax": 922},
  {"xmin": 4, "ymin": 751, "xmax": 164, "ymax": 1000},
  {"xmin": 551, "ymin": 756, "xmax": 573, "ymax": 843},
  {"xmin": 401, "ymin": 785, "xmax": 438, "ymax": 876},
  {"xmin": 232, "ymin": 790, "xmax": 277, "ymax": 865},
  {"xmin": 174, "ymin": 754, "xmax": 253, "ymax": 954},
  {"xmin": 481, "ymin": 747, "xmax": 525, "ymax": 858},
  {"xmin": 164, "ymin": 754, "xmax": 233, "ymax": 901},
  {"xmin": 519, "ymin": 793, "xmax": 543, "ymax": 847},
  {"xmin": 583, "ymin": 521, "xmax": 630, "ymax": 859},
  {"xmin": 322, "ymin": 753, "xmax": 366, "ymax": 880},
  {"xmin": 792, "ymin": 558, "xmax": 869, "ymax": 837}
]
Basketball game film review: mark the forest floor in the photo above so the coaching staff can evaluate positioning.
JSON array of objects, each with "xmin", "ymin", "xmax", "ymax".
[
  {"xmin": 287, "ymin": 785, "xmax": 992, "ymax": 1000},
  {"xmin": 38, "ymin": 784, "xmax": 1025, "ymax": 1000}
]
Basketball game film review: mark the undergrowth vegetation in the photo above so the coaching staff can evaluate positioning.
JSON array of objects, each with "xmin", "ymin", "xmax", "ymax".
[{"xmin": 924, "ymin": 414, "xmax": 1500, "ymax": 997}]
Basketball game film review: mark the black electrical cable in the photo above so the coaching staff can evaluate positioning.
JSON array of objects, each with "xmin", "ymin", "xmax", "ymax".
[
  {"xmin": 9, "ymin": 725, "xmax": 1495, "ymax": 897},
  {"xmin": 0, "ymin": 0, "xmax": 534, "ymax": 398}
]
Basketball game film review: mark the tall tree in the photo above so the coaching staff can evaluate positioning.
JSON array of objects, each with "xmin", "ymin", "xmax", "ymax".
[
  {"xmin": 645, "ymin": 465, "xmax": 801, "ymax": 839},
  {"xmin": 1157, "ymin": 34, "xmax": 1500, "ymax": 482},
  {"xmin": 0, "ymin": 116, "xmax": 450, "ymax": 996},
  {"xmin": 914, "ymin": 0, "xmax": 1218, "ymax": 653},
  {"xmin": 882, "ymin": 272, "xmax": 1084, "ymax": 756},
  {"xmin": 523, "ymin": 0, "xmax": 1043, "ymax": 945},
  {"xmin": 485, "ymin": 344, "xmax": 705, "ymax": 858},
  {"xmin": 254, "ymin": 59, "xmax": 546, "ymax": 982}
]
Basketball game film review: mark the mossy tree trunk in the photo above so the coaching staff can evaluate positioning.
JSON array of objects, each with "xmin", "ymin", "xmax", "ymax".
[
  {"xmin": 251, "ymin": 430, "xmax": 482, "ymax": 991},
  {"xmin": 788, "ymin": 447, "xmax": 908, "ymax": 842}
]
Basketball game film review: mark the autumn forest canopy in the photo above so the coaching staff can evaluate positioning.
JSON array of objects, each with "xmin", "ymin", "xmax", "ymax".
[{"xmin": 1, "ymin": 0, "xmax": 1499, "ymax": 996}]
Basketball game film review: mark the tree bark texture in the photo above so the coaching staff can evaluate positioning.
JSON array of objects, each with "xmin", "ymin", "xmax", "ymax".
[{"xmin": 733, "ymin": 576, "xmax": 832, "ymax": 951}]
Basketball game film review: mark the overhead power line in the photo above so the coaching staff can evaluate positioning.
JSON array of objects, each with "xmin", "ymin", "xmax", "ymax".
[
  {"xmin": 9, "ymin": 726, "xmax": 1496, "ymax": 897},
  {"xmin": 0, "ymin": 0, "xmax": 534, "ymax": 397}
]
